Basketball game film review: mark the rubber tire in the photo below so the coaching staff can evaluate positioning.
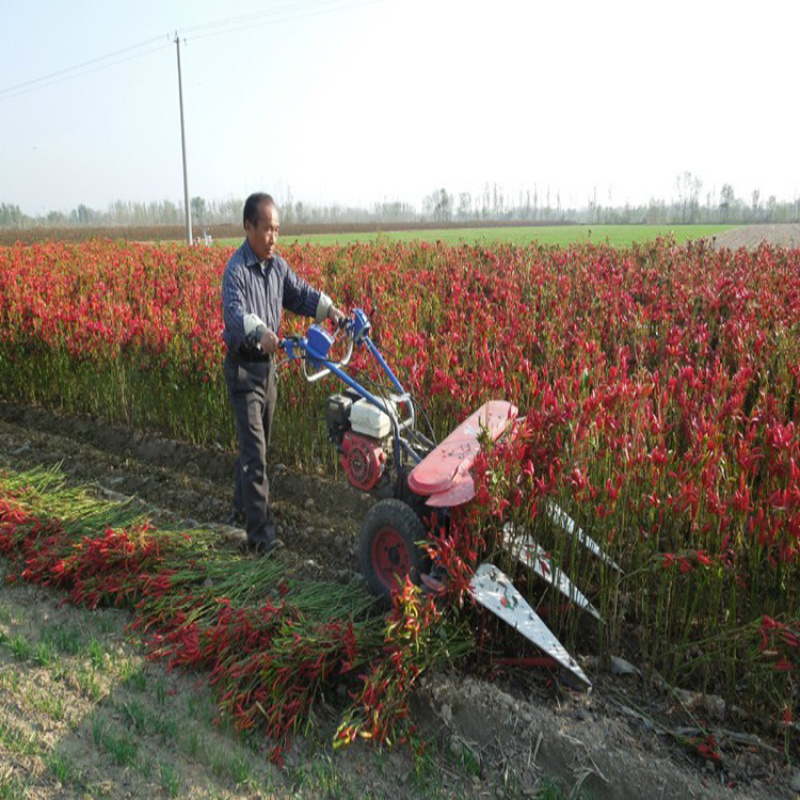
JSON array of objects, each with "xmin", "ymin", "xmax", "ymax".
[{"xmin": 358, "ymin": 498, "xmax": 427, "ymax": 601}]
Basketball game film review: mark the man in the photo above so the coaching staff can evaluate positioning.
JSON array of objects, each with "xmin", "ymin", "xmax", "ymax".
[{"xmin": 222, "ymin": 192, "xmax": 346, "ymax": 553}]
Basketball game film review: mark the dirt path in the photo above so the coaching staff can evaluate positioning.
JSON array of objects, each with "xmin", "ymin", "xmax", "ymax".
[
  {"xmin": 711, "ymin": 223, "xmax": 800, "ymax": 250},
  {"xmin": 0, "ymin": 402, "xmax": 796, "ymax": 799}
]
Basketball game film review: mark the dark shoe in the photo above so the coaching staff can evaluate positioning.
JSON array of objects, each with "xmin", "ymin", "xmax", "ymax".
[{"xmin": 247, "ymin": 538, "xmax": 284, "ymax": 555}]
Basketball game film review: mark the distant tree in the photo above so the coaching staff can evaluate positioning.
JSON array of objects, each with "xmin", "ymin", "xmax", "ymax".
[
  {"xmin": 719, "ymin": 184, "xmax": 735, "ymax": 220},
  {"xmin": 423, "ymin": 188, "xmax": 453, "ymax": 222},
  {"xmin": 16, "ymin": 179, "xmax": 800, "ymax": 231},
  {"xmin": 162, "ymin": 200, "xmax": 179, "ymax": 225},
  {"xmin": 457, "ymin": 192, "xmax": 472, "ymax": 220},
  {"xmin": 46, "ymin": 210, "xmax": 67, "ymax": 226},
  {"xmin": 283, "ymin": 188, "xmax": 294, "ymax": 224},
  {"xmin": 190, "ymin": 196, "xmax": 206, "ymax": 224},
  {"xmin": 437, "ymin": 189, "xmax": 453, "ymax": 222},
  {"xmin": 374, "ymin": 200, "xmax": 415, "ymax": 223},
  {"xmin": 132, "ymin": 202, "xmax": 147, "ymax": 225},
  {"xmin": 766, "ymin": 195, "xmax": 777, "ymax": 221},
  {"xmin": 77, "ymin": 204, "xmax": 97, "ymax": 225},
  {"xmin": 751, "ymin": 189, "xmax": 761, "ymax": 220},
  {"xmin": 677, "ymin": 171, "xmax": 702, "ymax": 223},
  {"xmin": 646, "ymin": 197, "xmax": 667, "ymax": 224},
  {"xmin": 492, "ymin": 183, "xmax": 504, "ymax": 218},
  {"xmin": 588, "ymin": 187, "xmax": 598, "ymax": 224},
  {"xmin": 0, "ymin": 203, "xmax": 25, "ymax": 227},
  {"xmin": 108, "ymin": 199, "xmax": 124, "ymax": 224}
]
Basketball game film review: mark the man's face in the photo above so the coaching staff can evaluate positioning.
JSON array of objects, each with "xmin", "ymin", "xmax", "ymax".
[{"xmin": 245, "ymin": 204, "xmax": 280, "ymax": 261}]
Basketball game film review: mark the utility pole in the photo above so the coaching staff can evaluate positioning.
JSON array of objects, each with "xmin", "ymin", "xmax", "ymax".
[{"xmin": 174, "ymin": 33, "xmax": 192, "ymax": 245}]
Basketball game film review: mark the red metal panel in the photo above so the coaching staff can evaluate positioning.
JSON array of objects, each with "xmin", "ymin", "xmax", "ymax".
[{"xmin": 408, "ymin": 400, "xmax": 517, "ymax": 499}]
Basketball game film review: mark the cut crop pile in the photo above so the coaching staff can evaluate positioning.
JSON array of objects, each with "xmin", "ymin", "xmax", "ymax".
[{"xmin": 0, "ymin": 468, "xmax": 471, "ymax": 761}]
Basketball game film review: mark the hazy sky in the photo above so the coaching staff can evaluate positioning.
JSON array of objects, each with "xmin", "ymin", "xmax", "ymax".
[{"xmin": 2, "ymin": 0, "xmax": 798, "ymax": 216}]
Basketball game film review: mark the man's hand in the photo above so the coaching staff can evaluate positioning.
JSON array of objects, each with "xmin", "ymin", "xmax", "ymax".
[
  {"xmin": 327, "ymin": 306, "xmax": 347, "ymax": 328},
  {"xmin": 259, "ymin": 328, "xmax": 280, "ymax": 356}
]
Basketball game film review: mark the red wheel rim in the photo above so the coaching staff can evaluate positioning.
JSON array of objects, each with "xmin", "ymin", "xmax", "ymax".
[{"xmin": 371, "ymin": 525, "xmax": 412, "ymax": 594}]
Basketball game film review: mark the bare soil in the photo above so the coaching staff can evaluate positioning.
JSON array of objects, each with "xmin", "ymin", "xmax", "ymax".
[
  {"xmin": 711, "ymin": 224, "xmax": 800, "ymax": 250},
  {"xmin": 1, "ymin": 401, "xmax": 797, "ymax": 799}
]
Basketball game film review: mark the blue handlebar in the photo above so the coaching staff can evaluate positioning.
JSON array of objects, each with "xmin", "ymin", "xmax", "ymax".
[
  {"xmin": 279, "ymin": 308, "xmax": 402, "ymax": 414},
  {"xmin": 350, "ymin": 308, "xmax": 371, "ymax": 343}
]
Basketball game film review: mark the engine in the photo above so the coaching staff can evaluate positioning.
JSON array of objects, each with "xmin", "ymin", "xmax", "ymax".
[
  {"xmin": 326, "ymin": 393, "xmax": 390, "ymax": 492},
  {"xmin": 340, "ymin": 431, "xmax": 386, "ymax": 491}
]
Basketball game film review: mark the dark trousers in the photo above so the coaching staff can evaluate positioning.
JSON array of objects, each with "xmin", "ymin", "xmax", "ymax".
[{"xmin": 223, "ymin": 353, "xmax": 278, "ymax": 545}]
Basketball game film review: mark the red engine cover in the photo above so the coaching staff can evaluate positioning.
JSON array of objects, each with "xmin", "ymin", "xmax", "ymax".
[{"xmin": 341, "ymin": 432, "xmax": 386, "ymax": 491}]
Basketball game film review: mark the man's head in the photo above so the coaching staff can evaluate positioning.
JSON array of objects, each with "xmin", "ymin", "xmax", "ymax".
[{"xmin": 243, "ymin": 193, "xmax": 279, "ymax": 261}]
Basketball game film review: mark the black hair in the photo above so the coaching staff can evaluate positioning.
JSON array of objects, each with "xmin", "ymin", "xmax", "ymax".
[{"xmin": 242, "ymin": 193, "xmax": 276, "ymax": 228}]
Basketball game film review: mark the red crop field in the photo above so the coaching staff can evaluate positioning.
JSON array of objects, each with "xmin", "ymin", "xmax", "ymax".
[{"xmin": 1, "ymin": 235, "xmax": 799, "ymax": 766}]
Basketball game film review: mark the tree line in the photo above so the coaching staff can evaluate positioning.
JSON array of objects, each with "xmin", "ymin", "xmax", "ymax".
[{"xmin": 2, "ymin": 172, "xmax": 799, "ymax": 229}]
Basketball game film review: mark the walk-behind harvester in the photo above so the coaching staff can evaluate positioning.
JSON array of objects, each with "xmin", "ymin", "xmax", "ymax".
[{"xmin": 280, "ymin": 310, "xmax": 621, "ymax": 689}]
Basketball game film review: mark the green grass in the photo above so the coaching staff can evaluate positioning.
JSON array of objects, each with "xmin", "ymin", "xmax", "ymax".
[
  {"xmin": 158, "ymin": 761, "xmax": 181, "ymax": 797},
  {"xmin": 219, "ymin": 224, "xmax": 734, "ymax": 249},
  {"xmin": 41, "ymin": 622, "xmax": 83, "ymax": 656},
  {"xmin": 26, "ymin": 685, "xmax": 66, "ymax": 721},
  {"xmin": 46, "ymin": 751, "xmax": 82, "ymax": 788},
  {"xmin": 120, "ymin": 660, "xmax": 149, "ymax": 692},
  {"xmin": 9, "ymin": 634, "xmax": 30, "ymax": 661},
  {"xmin": 0, "ymin": 775, "xmax": 25, "ymax": 800},
  {"xmin": 0, "ymin": 717, "xmax": 40, "ymax": 756},
  {"xmin": 91, "ymin": 715, "xmax": 139, "ymax": 767}
]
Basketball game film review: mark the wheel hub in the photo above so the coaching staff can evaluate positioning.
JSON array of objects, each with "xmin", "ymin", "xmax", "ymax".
[{"xmin": 372, "ymin": 525, "xmax": 411, "ymax": 593}]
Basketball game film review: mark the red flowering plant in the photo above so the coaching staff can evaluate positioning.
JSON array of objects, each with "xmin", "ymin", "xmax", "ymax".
[
  {"xmin": 742, "ymin": 614, "xmax": 800, "ymax": 727},
  {"xmin": 4, "ymin": 235, "xmax": 800, "ymax": 740}
]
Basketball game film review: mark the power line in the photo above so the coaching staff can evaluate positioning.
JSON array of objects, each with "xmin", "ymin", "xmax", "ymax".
[
  {"xmin": 188, "ymin": 0, "xmax": 388, "ymax": 43},
  {"xmin": 0, "ymin": 0, "xmax": 390, "ymax": 101},
  {"xmin": 180, "ymin": 0, "xmax": 347, "ymax": 34},
  {"xmin": 0, "ymin": 35, "xmax": 168, "ymax": 99},
  {"xmin": 0, "ymin": 41, "xmax": 173, "ymax": 101}
]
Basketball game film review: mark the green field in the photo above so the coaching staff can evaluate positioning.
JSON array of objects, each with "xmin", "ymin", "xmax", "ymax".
[{"xmin": 219, "ymin": 224, "xmax": 734, "ymax": 249}]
